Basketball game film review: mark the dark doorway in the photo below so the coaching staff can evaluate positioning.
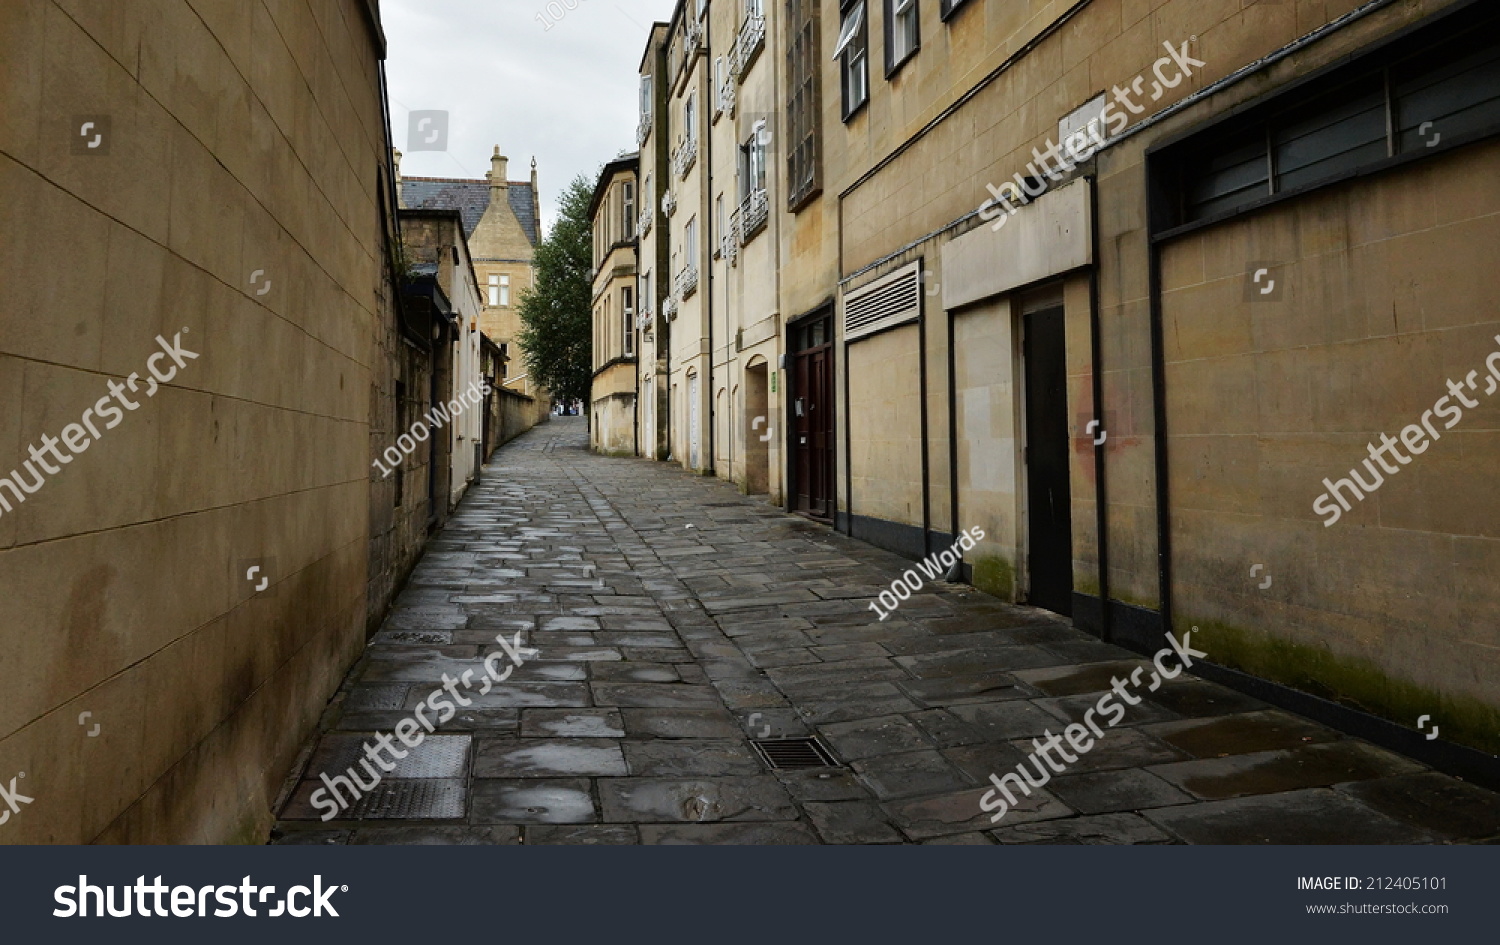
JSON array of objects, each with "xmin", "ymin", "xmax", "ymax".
[
  {"xmin": 790, "ymin": 312, "xmax": 835, "ymax": 519},
  {"xmin": 1022, "ymin": 304, "xmax": 1073, "ymax": 616}
]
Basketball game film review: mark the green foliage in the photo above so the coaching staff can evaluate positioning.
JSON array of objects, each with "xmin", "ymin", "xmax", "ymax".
[{"xmin": 517, "ymin": 173, "xmax": 594, "ymax": 404}]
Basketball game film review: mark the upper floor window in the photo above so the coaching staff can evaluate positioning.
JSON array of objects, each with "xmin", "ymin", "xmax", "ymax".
[
  {"xmin": 739, "ymin": 123, "xmax": 768, "ymax": 199},
  {"xmin": 939, "ymin": 0, "xmax": 970, "ymax": 19},
  {"xmin": 715, "ymin": 194, "xmax": 726, "ymax": 254},
  {"xmin": 747, "ymin": 0, "xmax": 763, "ymax": 15},
  {"xmin": 487, "ymin": 273, "xmax": 510, "ymax": 307},
  {"xmin": 684, "ymin": 216, "xmax": 698, "ymax": 263},
  {"xmin": 622, "ymin": 287, "xmax": 635, "ymax": 356},
  {"xmin": 786, "ymin": 0, "xmax": 824, "ymax": 209},
  {"xmin": 886, "ymin": 0, "xmax": 919, "ymax": 74},
  {"xmin": 714, "ymin": 57, "xmax": 727, "ymax": 113},
  {"xmin": 834, "ymin": 2, "xmax": 869, "ymax": 120},
  {"xmin": 1155, "ymin": 6, "xmax": 1500, "ymax": 229},
  {"xmin": 640, "ymin": 75, "xmax": 653, "ymax": 119},
  {"xmin": 622, "ymin": 181, "xmax": 636, "ymax": 238},
  {"xmin": 685, "ymin": 92, "xmax": 698, "ymax": 142}
]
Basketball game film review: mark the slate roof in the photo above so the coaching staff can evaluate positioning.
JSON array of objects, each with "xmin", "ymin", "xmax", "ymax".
[{"xmin": 402, "ymin": 176, "xmax": 539, "ymax": 246}]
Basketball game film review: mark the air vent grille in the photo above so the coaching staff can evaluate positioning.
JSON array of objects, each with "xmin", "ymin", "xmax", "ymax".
[{"xmin": 844, "ymin": 262, "xmax": 921, "ymax": 341}]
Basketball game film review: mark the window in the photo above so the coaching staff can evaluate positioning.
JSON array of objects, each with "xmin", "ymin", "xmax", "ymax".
[
  {"xmin": 488, "ymin": 274, "xmax": 500, "ymax": 306},
  {"xmin": 748, "ymin": 0, "xmax": 764, "ymax": 15},
  {"xmin": 715, "ymin": 57, "xmax": 727, "ymax": 113},
  {"xmin": 684, "ymin": 217, "xmax": 698, "ymax": 263},
  {"xmin": 622, "ymin": 180, "xmax": 635, "ymax": 238},
  {"xmin": 640, "ymin": 75, "xmax": 653, "ymax": 119},
  {"xmin": 834, "ymin": 2, "xmax": 868, "ymax": 119},
  {"xmin": 939, "ymin": 0, "xmax": 970, "ymax": 19},
  {"xmin": 622, "ymin": 287, "xmax": 635, "ymax": 356},
  {"xmin": 715, "ymin": 194, "xmax": 726, "ymax": 255},
  {"xmin": 685, "ymin": 92, "xmax": 698, "ymax": 143},
  {"xmin": 1160, "ymin": 7, "xmax": 1500, "ymax": 229},
  {"xmin": 642, "ymin": 272, "xmax": 651, "ymax": 316},
  {"xmin": 886, "ymin": 0, "xmax": 919, "ymax": 73},
  {"xmin": 739, "ymin": 124, "xmax": 767, "ymax": 200},
  {"xmin": 497, "ymin": 274, "xmax": 510, "ymax": 306},
  {"xmin": 786, "ymin": 0, "xmax": 823, "ymax": 209}
]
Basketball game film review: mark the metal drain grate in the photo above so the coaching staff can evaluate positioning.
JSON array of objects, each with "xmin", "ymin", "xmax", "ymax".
[{"xmin": 751, "ymin": 736, "xmax": 839, "ymax": 770}]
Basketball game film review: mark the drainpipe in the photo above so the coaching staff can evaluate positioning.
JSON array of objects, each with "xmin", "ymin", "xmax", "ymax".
[{"xmin": 1087, "ymin": 175, "xmax": 1113, "ymax": 643}]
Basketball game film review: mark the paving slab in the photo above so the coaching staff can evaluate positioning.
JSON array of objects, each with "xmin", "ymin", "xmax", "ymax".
[{"xmin": 271, "ymin": 418, "xmax": 1500, "ymax": 844}]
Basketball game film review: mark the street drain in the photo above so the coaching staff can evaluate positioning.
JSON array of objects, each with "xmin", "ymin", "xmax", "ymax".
[{"xmin": 751, "ymin": 736, "xmax": 839, "ymax": 769}]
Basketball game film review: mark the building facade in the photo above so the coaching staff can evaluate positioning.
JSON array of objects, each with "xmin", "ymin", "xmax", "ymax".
[
  {"xmin": 397, "ymin": 208, "xmax": 487, "ymax": 507},
  {"xmin": 1, "ymin": 0, "xmax": 399, "ymax": 842},
  {"xmin": 620, "ymin": 0, "xmax": 1500, "ymax": 763},
  {"xmin": 589, "ymin": 154, "xmax": 641, "ymax": 456},
  {"xmin": 635, "ymin": 3, "xmax": 787, "ymax": 500},
  {"xmin": 398, "ymin": 147, "xmax": 551, "ymax": 420}
]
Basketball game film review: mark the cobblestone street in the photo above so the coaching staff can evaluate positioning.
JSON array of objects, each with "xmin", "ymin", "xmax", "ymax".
[{"xmin": 271, "ymin": 418, "xmax": 1500, "ymax": 844}]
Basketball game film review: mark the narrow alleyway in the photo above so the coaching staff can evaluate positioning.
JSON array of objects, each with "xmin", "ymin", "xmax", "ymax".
[{"xmin": 271, "ymin": 418, "xmax": 1500, "ymax": 844}]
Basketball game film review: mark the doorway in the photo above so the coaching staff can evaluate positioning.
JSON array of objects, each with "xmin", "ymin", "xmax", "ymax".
[
  {"xmin": 745, "ymin": 361, "xmax": 770, "ymax": 494},
  {"xmin": 688, "ymin": 372, "xmax": 701, "ymax": 470},
  {"xmin": 790, "ymin": 311, "xmax": 835, "ymax": 519},
  {"xmin": 1022, "ymin": 302, "xmax": 1073, "ymax": 615}
]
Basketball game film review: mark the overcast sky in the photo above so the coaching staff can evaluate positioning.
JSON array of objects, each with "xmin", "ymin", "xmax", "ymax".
[{"xmin": 383, "ymin": 0, "xmax": 677, "ymax": 231}]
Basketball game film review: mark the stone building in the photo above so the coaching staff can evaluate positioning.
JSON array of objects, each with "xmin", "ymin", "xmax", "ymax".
[
  {"xmin": 620, "ymin": 0, "xmax": 1500, "ymax": 766},
  {"xmin": 398, "ymin": 147, "xmax": 550, "ymax": 423},
  {"xmin": 0, "ymin": 0, "xmax": 400, "ymax": 842},
  {"xmin": 588, "ymin": 154, "xmax": 641, "ymax": 456},
  {"xmin": 396, "ymin": 207, "xmax": 487, "ymax": 509},
  {"xmin": 633, "ymin": 4, "xmax": 785, "ymax": 500}
]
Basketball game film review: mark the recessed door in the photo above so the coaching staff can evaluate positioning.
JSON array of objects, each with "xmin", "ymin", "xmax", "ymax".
[{"xmin": 1022, "ymin": 305, "xmax": 1073, "ymax": 615}]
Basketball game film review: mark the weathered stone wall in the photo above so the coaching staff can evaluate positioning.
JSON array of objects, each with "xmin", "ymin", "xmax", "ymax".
[{"xmin": 0, "ymin": 0, "xmax": 393, "ymax": 842}]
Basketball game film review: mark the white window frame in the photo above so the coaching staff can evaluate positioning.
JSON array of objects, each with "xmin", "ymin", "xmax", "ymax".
[
  {"xmin": 622, "ymin": 287, "xmax": 635, "ymax": 356},
  {"xmin": 889, "ymin": 0, "xmax": 919, "ymax": 70},
  {"xmin": 834, "ymin": 2, "xmax": 869, "ymax": 118}
]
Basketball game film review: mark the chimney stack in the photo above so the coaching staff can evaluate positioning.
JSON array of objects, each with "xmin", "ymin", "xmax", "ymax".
[
  {"xmin": 392, "ymin": 148, "xmax": 403, "ymax": 207},
  {"xmin": 489, "ymin": 146, "xmax": 510, "ymax": 199}
]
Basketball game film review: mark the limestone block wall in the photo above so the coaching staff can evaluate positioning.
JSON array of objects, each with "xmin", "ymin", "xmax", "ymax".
[{"xmin": 0, "ymin": 0, "xmax": 392, "ymax": 842}]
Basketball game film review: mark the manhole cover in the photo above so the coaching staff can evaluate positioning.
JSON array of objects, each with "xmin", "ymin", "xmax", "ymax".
[
  {"xmin": 751, "ymin": 736, "xmax": 839, "ymax": 770},
  {"xmin": 345, "ymin": 780, "xmax": 465, "ymax": 819}
]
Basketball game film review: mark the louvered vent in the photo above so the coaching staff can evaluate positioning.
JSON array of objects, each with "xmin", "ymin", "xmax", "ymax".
[{"xmin": 844, "ymin": 262, "xmax": 921, "ymax": 341}]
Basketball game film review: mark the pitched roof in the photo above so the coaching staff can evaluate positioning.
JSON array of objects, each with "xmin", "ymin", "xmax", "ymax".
[{"xmin": 402, "ymin": 176, "xmax": 540, "ymax": 246}]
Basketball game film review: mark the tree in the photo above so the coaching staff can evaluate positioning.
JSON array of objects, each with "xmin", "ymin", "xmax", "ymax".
[{"xmin": 517, "ymin": 173, "xmax": 594, "ymax": 407}]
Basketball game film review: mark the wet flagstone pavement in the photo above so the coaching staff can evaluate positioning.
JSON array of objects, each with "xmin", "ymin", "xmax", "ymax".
[{"xmin": 271, "ymin": 418, "xmax": 1500, "ymax": 844}]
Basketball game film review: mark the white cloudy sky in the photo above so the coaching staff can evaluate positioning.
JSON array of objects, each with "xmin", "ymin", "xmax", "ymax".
[{"xmin": 382, "ymin": 0, "xmax": 677, "ymax": 230}]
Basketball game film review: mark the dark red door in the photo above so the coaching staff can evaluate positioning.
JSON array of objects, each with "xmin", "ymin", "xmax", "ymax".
[{"xmin": 792, "ymin": 319, "xmax": 835, "ymax": 519}]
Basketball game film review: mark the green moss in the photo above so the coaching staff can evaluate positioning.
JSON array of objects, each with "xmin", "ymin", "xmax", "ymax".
[
  {"xmin": 1184, "ymin": 616, "xmax": 1500, "ymax": 755},
  {"xmin": 971, "ymin": 555, "xmax": 1016, "ymax": 602},
  {"xmin": 228, "ymin": 808, "xmax": 273, "ymax": 846}
]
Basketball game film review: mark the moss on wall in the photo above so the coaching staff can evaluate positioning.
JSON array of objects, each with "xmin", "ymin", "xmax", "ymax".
[
  {"xmin": 971, "ymin": 554, "xmax": 1016, "ymax": 601},
  {"xmin": 1186, "ymin": 616, "xmax": 1500, "ymax": 755}
]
